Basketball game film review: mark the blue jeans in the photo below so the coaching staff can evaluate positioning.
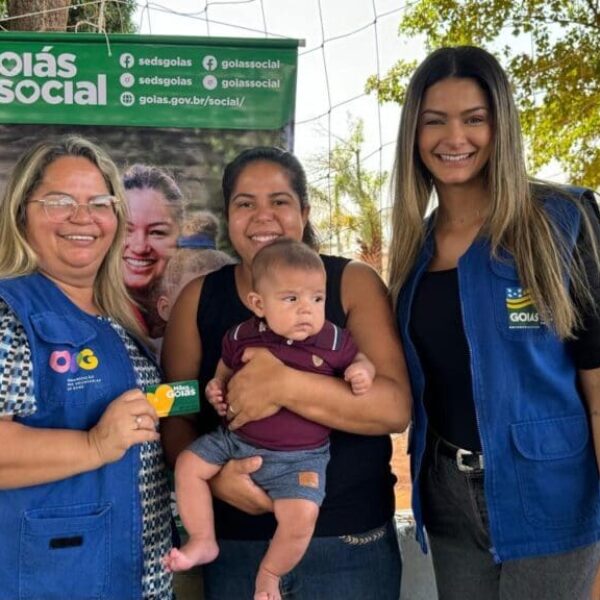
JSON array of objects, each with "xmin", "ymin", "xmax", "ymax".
[
  {"xmin": 203, "ymin": 520, "xmax": 401, "ymax": 599},
  {"xmin": 421, "ymin": 437, "xmax": 600, "ymax": 600}
]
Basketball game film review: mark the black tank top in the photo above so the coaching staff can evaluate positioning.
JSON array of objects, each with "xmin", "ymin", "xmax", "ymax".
[{"xmin": 197, "ymin": 255, "xmax": 396, "ymax": 538}]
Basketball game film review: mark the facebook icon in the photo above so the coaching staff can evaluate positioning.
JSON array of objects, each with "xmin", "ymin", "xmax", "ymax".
[
  {"xmin": 120, "ymin": 53, "xmax": 135, "ymax": 69},
  {"xmin": 202, "ymin": 55, "xmax": 218, "ymax": 71}
]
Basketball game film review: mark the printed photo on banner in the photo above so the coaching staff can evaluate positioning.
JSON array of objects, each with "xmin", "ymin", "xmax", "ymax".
[{"xmin": 0, "ymin": 31, "xmax": 299, "ymax": 354}]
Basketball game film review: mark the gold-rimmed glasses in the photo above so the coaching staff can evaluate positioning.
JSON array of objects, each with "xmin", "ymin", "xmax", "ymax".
[{"xmin": 28, "ymin": 194, "xmax": 119, "ymax": 223}]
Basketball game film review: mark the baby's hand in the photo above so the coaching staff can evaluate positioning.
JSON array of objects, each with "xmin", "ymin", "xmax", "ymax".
[
  {"xmin": 205, "ymin": 378, "xmax": 228, "ymax": 416},
  {"xmin": 344, "ymin": 353, "xmax": 375, "ymax": 395}
]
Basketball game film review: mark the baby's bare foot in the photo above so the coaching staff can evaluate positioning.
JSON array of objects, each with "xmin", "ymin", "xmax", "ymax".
[
  {"xmin": 254, "ymin": 567, "xmax": 281, "ymax": 600},
  {"xmin": 162, "ymin": 538, "xmax": 219, "ymax": 572}
]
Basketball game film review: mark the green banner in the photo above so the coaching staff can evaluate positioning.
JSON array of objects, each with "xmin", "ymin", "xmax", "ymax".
[{"xmin": 0, "ymin": 33, "xmax": 298, "ymax": 129}]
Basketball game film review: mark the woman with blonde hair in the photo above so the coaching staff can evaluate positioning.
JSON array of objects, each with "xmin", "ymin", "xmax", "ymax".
[
  {"xmin": 122, "ymin": 163, "xmax": 185, "ymax": 338},
  {"xmin": 0, "ymin": 135, "xmax": 172, "ymax": 599},
  {"xmin": 389, "ymin": 46, "xmax": 600, "ymax": 599}
]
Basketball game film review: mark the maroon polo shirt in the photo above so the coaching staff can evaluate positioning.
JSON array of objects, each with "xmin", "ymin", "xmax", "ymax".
[{"xmin": 222, "ymin": 316, "xmax": 358, "ymax": 451}]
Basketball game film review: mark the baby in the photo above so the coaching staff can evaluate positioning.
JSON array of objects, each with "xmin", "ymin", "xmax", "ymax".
[
  {"xmin": 155, "ymin": 210, "xmax": 235, "ymax": 325},
  {"xmin": 163, "ymin": 238, "xmax": 375, "ymax": 600},
  {"xmin": 155, "ymin": 248, "xmax": 234, "ymax": 325}
]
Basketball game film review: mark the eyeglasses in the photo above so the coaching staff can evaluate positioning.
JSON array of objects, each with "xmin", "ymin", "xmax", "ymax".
[{"xmin": 28, "ymin": 194, "xmax": 119, "ymax": 223}]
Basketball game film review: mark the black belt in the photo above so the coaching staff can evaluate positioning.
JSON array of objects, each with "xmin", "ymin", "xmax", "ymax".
[{"xmin": 430, "ymin": 429, "xmax": 484, "ymax": 473}]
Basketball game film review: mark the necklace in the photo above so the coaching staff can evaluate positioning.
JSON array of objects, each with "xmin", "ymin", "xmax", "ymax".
[{"xmin": 437, "ymin": 208, "xmax": 487, "ymax": 227}]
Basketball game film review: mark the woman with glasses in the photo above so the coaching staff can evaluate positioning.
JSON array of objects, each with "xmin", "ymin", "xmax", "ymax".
[{"xmin": 0, "ymin": 136, "xmax": 173, "ymax": 600}]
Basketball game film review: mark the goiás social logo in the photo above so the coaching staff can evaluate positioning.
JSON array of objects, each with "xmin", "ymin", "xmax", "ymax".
[
  {"xmin": 505, "ymin": 287, "xmax": 541, "ymax": 329},
  {"xmin": 0, "ymin": 46, "xmax": 106, "ymax": 106},
  {"xmin": 49, "ymin": 348, "xmax": 99, "ymax": 373}
]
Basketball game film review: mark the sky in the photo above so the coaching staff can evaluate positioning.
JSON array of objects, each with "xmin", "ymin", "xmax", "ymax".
[{"xmin": 133, "ymin": 0, "xmax": 425, "ymax": 211}]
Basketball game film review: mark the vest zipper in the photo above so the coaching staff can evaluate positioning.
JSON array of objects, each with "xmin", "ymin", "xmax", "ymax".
[{"xmin": 457, "ymin": 265, "xmax": 501, "ymax": 564}]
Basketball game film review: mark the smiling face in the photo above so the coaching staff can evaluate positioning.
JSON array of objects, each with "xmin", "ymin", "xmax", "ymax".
[
  {"xmin": 248, "ymin": 265, "xmax": 326, "ymax": 341},
  {"xmin": 122, "ymin": 187, "xmax": 179, "ymax": 291},
  {"xmin": 227, "ymin": 161, "xmax": 309, "ymax": 266},
  {"xmin": 417, "ymin": 77, "xmax": 493, "ymax": 193},
  {"xmin": 25, "ymin": 156, "xmax": 117, "ymax": 287}
]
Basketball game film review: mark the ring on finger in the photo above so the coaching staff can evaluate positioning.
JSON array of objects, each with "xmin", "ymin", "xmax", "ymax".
[
  {"xmin": 228, "ymin": 405, "xmax": 236, "ymax": 415},
  {"xmin": 135, "ymin": 415, "xmax": 143, "ymax": 429}
]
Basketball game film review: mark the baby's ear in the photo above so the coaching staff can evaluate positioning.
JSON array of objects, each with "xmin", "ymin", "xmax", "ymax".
[
  {"xmin": 156, "ymin": 294, "xmax": 171, "ymax": 322},
  {"xmin": 247, "ymin": 291, "xmax": 265, "ymax": 317}
]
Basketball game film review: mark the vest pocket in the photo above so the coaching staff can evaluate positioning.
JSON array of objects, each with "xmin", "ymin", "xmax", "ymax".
[
  {"xmin": 31, "ymin": 314, "xmax": 109, "ymax": 408},
  {"xmin": 510, "ymin": 414, "xmax": 599, "ymax": 528},
  {"xmin": 19, "ymin": 503, "xmax": 110, "ymax": 600}
]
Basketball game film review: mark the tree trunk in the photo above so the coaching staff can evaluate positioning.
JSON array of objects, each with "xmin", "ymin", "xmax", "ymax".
[{"xmin": 6, "ymin": 0, "xmax": 71, "ymax": 31}]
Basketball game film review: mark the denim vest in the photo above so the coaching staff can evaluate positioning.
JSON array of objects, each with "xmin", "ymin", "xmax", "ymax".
[
  {"xmin": 0, "ymin": 273, "xmax": 147, "ymax": 599},
  {"xmin": 398, "ymin": 192, "xmax": 600, "ymax": 562}
]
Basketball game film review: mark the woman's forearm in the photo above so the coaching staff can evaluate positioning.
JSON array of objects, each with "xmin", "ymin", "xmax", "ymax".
[
  {"xmin": 226, "ymin": 349, "xmax": 410, "ymax": 435},
  {"xmin": 281, "ymin": 367, "xmax": 409, "ymax": 434},
  {"xmin": 580, "ymin": 368, "xmax": 600, "ymax": 470},
  {"xmin": 0, "ymin": 419, "xmax": 102, "ymax": 488}
]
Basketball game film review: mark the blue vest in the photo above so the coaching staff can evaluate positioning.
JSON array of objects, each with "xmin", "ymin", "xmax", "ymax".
[
  {"xmin": 0, "ymin": 273, "xmax": 149, "ymax": 600},
  {"xmin": 398, "ymin": 193, "xmax": 600, "ymax": 562}
]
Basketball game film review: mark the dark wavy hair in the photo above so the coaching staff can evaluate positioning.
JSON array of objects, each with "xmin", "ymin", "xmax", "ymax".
[{"xmin": 222, "ymin": 146, "xmax": 319, "ymax": 249}]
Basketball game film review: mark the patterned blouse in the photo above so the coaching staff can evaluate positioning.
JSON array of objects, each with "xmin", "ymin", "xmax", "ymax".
[{"xmin": 0, "ymin": 300, "xmax": 173, "ymax": 599}]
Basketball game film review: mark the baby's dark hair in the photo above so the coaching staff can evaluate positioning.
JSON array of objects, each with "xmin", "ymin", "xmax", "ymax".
[{"xmin": 251, "ymin": 238, "xmax": 325, "ymax": 290}]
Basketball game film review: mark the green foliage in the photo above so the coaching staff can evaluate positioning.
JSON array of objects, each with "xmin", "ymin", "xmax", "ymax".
[
  {"xmin": 366, "ymin": 0, "xmax": 600, "ymax": 188},
  {"xmin": 365, "ymin": 60, "xmax": 417, "ymax": 107},
  {"xmin": 309, "ymin": 118, "xmax": 387, "ymax": 272}
]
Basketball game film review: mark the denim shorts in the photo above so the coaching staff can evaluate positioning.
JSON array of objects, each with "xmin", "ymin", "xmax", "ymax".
[
  {"xmin": 203, "ymin": 519, "xmax": 402, "ymax": 600},
  {"xmin": 188, "ymin": 427, "xmax": 330, "ymax": 505}
]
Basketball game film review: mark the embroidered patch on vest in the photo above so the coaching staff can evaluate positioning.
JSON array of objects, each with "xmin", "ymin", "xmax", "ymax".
[
  {"xmin": 312, "ymin": 354, "xmax": 324, "ymax": 367},
  {"xmin": 505, "ymin": 287, "xmax": 541, "ymax": 329},
  {"xmin": 298, "ymin": 471, "xmax": 319, "ymax": 488},
  {"xmin": 48, "ymin": 347, "xmax": 104, "ymax": 392},
  {"xmin": 49, "ymin": 348, "xmax": 99, "ymax": 374}
]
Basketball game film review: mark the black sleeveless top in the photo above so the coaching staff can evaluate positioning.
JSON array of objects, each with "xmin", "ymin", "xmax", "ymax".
[{"xmin": 197, "ymin": 255, "xmax": 396, "ymax": 538}]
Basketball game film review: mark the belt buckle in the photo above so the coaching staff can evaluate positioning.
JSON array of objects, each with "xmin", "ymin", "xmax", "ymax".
[{"xmin": 456, "ymin": 448, "xmax": 483, "ymax": 472}]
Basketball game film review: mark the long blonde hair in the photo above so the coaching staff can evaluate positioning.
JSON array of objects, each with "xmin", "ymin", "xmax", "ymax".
[
  {"xmin": 388, "ymin": 46, "xmax": 597, "ymax": 339},
  {"xmin": 0, "ymin": 135, "xmax": 147, "ymax": 341}
]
